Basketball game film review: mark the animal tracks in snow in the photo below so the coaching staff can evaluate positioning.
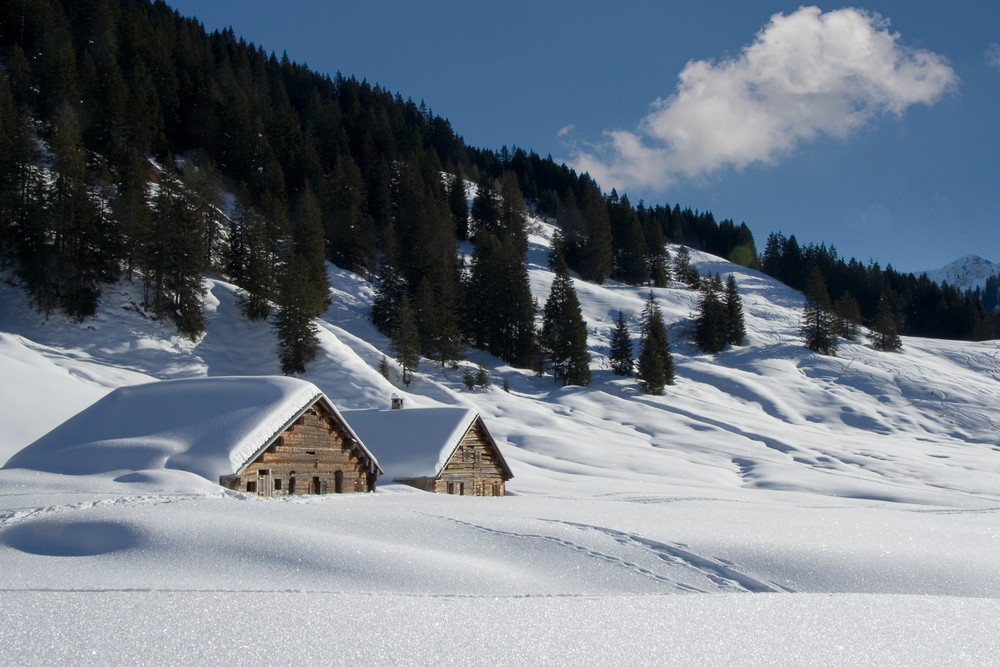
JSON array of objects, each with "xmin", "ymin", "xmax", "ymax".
[
  {"xmin": 437, "ymin": 515, "xmax": 788, "ymax": 594},
  {"xmin": 551, "ymin": 520, "xmax": 792, "ymax": 594}
]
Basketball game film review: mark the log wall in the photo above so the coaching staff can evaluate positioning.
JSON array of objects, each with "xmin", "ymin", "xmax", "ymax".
[
  {"xmin": 432, "ymin": 420, "xmax": 506, "ymax": 496},
  {"xmin": 222, "ymin": 402, "xmax": 377, "ymax": 497}
]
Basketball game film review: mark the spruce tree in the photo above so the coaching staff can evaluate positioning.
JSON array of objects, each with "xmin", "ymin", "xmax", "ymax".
[
  {"xmin": 498, "ymin": 172, "xmax": 529, "ymax": 256},
  {"xmin": 609, "ymin": 310, "xmax": 634, "ymax": 376},
  {"xmin": 541, "ymin": 240, "xmax": 591, "ymax": 386},
  {"xmin": 446, "ymin": 173, "xmax": 469, "ymax": 241},
  {"xmin": 609, "ymin": 192, "xmax": 648, "ymax": 285},
  {"xmin": 470, "ymin": 177, "xmax": 501, "ymax": 240},
  {"xmin": 637, "ymin": 292, "xmax": 674, "ymax": 394},
  {"xmin": 833, "ymin": 291, "xmax": 862, "ymax": 341},
  {"xmin": 324, "ymin": 152, "xmax": 372, "ymax": 275},
  {"xmin": 49, "ymin": 104, "xmax": 106, "ymax": 319},
  {"xmin": 146, "ymin": 169, "xmax": 208, "ymax": 339},
  {"xmin": 724, "ymin": 274, "xmax": 747, "ymax": 346},
  {"xmin": 290, "ymin": 184, "xmax": 330, "ymax": 305},
  {"xmin": 645, "ymin": 222, "xmax": 670, "ymax": 288},
  {"xmin": 673, "ymin": 246, "xmax": 701, "ymax": 288},
  {"xmin": 274, "ymin": 252, "xmax": 322, "ymax": 375},
  {"xmin": 391, "ymin": 298, "xmax": 421, "ymax": 385},
  {"xmin": 465, "ymin": 232, "xmax": 536, "ymax": 368},
  {"xmin": 371, "ymin": 228, "xmax": 406, "ymax": 336},
  {"xmin": 229, "ymin": 198, "xmax": 275, "ymax": 321},
  {"xmin": 870, "ymin": 292, "xmax": 902, "ymax": 352},
  {"xmin": 801, "ymin": 266, "xmax": 838, "ymax": 356},
  {"xmin": 274, "ymin": 187, "xmax": 330, "ymax": 374},
  {"xmin": 694, "ymin": 274, "xmax": 727, "ymax": 354},
  {"xmin": 580, "ymin": 185, "xmax": 613, "ymax": 283}
]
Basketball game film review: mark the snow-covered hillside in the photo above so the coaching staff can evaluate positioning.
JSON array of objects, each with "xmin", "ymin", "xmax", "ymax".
[{"xmin": 2, "ymin": 224, "xmax": 1000, "ymax": 664}]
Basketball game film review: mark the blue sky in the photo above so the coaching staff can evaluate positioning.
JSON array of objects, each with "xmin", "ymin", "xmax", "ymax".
[{"xmin": 164, "ymin": 1, "xmax": 999, "ymax": 273}]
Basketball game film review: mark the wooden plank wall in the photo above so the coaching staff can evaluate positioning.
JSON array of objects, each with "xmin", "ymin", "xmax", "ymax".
[
  {"xmin": 222, "ymin": 403, "xmax": 376, "ymax": 497},
  {"xmin": 432, "ymin": 420, "xmax": 506, "ymax": 496}
]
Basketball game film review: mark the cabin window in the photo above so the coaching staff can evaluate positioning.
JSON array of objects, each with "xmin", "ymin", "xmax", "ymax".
[
  {"xmin": 258, "ymin": 469, "xmax": 269, "ymax": 476},
  {"xmin": 462, "ymin": 447, "xmax": 481, "ymax": 463},
  {"xmin": 306, "ymin": 450, "xmax": 316, "ymax": 456},
  {"xmin": 448, "ymin": 481, "xmax": 464, "ymax": 495},
  {"xmin": 246, "ymin": 481, "xmax": 257, "ymax": 493},
  {"xmin": 334, "ymin": 470, "xmax": 344, "ymax": 494},
  {"xmin": 274, "ymin": 478, "xmax": 282, "ymax": 491}
]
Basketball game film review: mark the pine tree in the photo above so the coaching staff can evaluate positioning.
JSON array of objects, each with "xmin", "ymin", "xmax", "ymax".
[
  {"xmin": 498, "ymin": 172, "xmax": 529, "ymax": 256},
  {"xmin": 609, "ymin": 310, "xmax": 634, "ymax": 376},
  {"xmin": 579, "ymin": 185, "xmax": 613, "ymax": 283},
  {"xmin": 673, "ymin": 245, "xmax": 700, "ymax": 288},
  {"xmin": 1, "ymin": 91, "xmax": 49, "ymax": 311},
  {"xmin": 391, "ymin": 298, "xmax": 421, "ymax": 385},
  {"xmin": 290, "ymin": 184, "xmax": 330, "ymax": 308},
  {"xmin": 833, "ymin": 291, "xmax": 862, "ymax": 341},
  {"xmin": 112, "ymin": 153, "xmax": 152, "ymax": 281},
  {"xmin": 470, "ymin": 177, "xmax": 501, "ymax": 240},
  {"xmin": 465, "ymin": 231, "xmax": 536, "ymax": 368},
  {"xmin": 870, "ymin": 292, "xmax": 902, "ymax": 352},
  {"xmin": 446, "ymin": 172, "xmax": 469, "ymax": 241},
  {"xmin": 370, "ymin": 228, "xmax": 406, "ymax": 336},
  {"xmin": 609, "ymin": 192, "xmax": 647, "ymax": 285},
  {"xmin": 541, "ymin": 240, "xmax": 591, "ymax": 386},
  {"xmin": 645, "ymin": 222, "xmax": 670, "ymax": 288},
  {"xmin": 637, "ymin": 292, "xmax": 674, "ymax": 394},
  {"xmin": 49, "ymin": 104, "xmax": 107, "ymax": 319},
  {"xmin": 229, "ymin": 198, "xmax": 275, "ymax": 320},
  {"xmin": 274, "ymin": 186, "xmax": 330, "ymax": 374},
  {"xmin": 724, "ymin": 274, "xmax": 747, "ymax": 346},
  {"xmin": 475, "ymin": 364, "xmax": 489, "ymax": 389},
  {"xmin": 801, "ymin": 266, "xmax": 838, "ymax": 356},
  {"xmin": 694, "ymin": 274, "xmax": 727, "ymax": 354},
  {"xmin": 274, "ymin": 252, "xmax": 321, "ymax": 375},
  {"xmin": 325, "ymin": 152, "xmax": 372, "ymax": 274},
  {"xmin": 146, "ymin": 169, "xmax": 208, "ymax": 339}
]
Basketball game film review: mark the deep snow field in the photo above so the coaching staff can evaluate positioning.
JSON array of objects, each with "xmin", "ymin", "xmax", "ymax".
[{"xmin": 2, "ymin": 226, "xmax": 1000, "ymax": 665}]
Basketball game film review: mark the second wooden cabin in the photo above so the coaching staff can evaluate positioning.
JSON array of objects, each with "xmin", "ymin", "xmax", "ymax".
[{"xmin": 344, "ymin": 402, "xmax": 513, "ymax": 496}]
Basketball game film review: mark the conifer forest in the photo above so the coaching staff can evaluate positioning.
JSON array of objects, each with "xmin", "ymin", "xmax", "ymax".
[{"xmin": 0, "ymin": 0, "xmax": 995, "ymax": 379}]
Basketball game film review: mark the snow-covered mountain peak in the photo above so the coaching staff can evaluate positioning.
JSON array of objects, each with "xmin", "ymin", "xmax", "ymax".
[{"xmin": 922, "ymin": 253, "xmax": 1000, "ymax": 291}]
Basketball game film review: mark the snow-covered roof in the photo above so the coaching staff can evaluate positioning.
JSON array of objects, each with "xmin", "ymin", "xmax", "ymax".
[
  {"xmin": 343, "ymin": 407, "xmax": 487, "ymax": 480},
  {"xmin": 5, "ymin": 376, "xmax": 377, "ymax": 481}
]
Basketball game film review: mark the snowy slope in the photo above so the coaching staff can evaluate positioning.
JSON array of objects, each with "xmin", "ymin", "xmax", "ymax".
[{"xmin": 2, "ymin": 222, "xmax": 1000, "ymax": 664}]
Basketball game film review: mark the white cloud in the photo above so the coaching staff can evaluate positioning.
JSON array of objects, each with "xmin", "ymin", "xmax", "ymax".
[
  {"xmin": 987, "ymin": 43, "xmax": 1000, "ymax": 71},
  {"xmin": 571, "ymin": 6, "xmax": 958, "ymax": 194}
]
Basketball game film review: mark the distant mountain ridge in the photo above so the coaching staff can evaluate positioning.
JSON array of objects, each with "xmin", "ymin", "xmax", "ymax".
[{"xmin": 922, "ymin": 254, "xmax": 1000, "ymax": 292}]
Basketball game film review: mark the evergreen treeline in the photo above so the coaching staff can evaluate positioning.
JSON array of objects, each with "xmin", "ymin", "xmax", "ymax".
[
  {"xmin": 761, "ymin": 233, "xmax": 1000, "ymax": 341},
  {"xmin": 0, "ymin": 0, "xmax": 762, "ymax": 375}
]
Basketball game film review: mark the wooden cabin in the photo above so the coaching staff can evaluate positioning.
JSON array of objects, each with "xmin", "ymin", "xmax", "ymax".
[
  {"xmin": 218, "ymin": 392, "xmax": 380, "ymax": 497},
  {"xmin": 6, "ymin": 376, "xmax": 381, "ymax": 498},
  {"xmin": 343, "ymin": 406, "xmax": 513, "ymax": 496}
]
